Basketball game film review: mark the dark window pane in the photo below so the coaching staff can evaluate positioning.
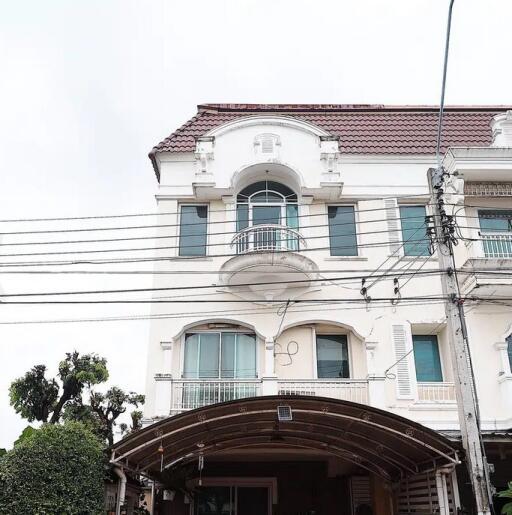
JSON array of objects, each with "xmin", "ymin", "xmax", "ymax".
[
  {"xmin": 507, "ymin": 335, "xmax": 512, "ymax": 372},
  {"xmin": 195, "ymin": 487, "xmax": 233, "ymax": 515},
  {"xmin": 198, "ymin": 333, "xmax": 220, "ymax": 378},
  {"xmin": 479, "ymin": 210, "xmax": 512, "ymax": 232},
  {"xmin": 317, "ymin": 335, "xmax": 349, "ymax": 378},
  {"xmin": 236, "ymin": 204, "xmax": 249, "ymax": 231},
  {"xmin": 183, "ymin": 334, "xmax": 199, "ymax": 378},
  {"xmin": 237, "ymin": 181, "xmax": 296, "ymax": 202},
  {"xmin": 179, "ymin": 205, "xmax": 207, "ymax": 256},
  {"xmin": 328, "ymin": 206, "xmax": 357, "ymax": 256},
  {"xmin": 399, "ymin": 206, "xmax": 430, "ymax": 256},
  {"xmin": 413, "ymin": 335, "xmax": 443, "ymax": 382}
]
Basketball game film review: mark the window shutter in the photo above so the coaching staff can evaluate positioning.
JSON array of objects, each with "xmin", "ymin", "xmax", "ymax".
[
  {"xmin": 384, "ymin": 198, "xmax": 401, "ymax": 254},
  {"xmin": 392, "ymin": 324, "xmax": 417, "ymax": 400}
]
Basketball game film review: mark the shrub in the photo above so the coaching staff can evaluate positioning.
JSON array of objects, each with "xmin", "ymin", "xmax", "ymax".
[{"xmin": 0, "ymin": 422, "xmax": 105, "ymax": 515}]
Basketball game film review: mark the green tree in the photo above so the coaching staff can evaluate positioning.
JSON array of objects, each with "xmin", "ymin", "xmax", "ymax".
[
  {"xmin": 498, "ymin": 481, "xmax": 512, "ymax": 515},
  {"xmin": 9, "ymin": 351, "xmax": 108, "ymax": 424},
  {"xmin": 64, "ymin": 387, "xmax": 145, "ymax": 446},
  {"xmin": 0, "ymin": 422, "xmax": 105, "ymax": 515}
]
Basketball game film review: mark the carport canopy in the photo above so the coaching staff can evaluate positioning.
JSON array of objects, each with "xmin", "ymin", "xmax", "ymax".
[{"xmin": 111, "ymin": 396, "xmax": 460, "ymax": 481}]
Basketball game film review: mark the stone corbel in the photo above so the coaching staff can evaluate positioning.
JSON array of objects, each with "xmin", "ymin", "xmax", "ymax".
[
  {"xmin": 364, "ymin": 341, "xmax": 379, "ymax": 377},
  {"xmin": 320, "ymin": 136, "xmax": 340, "ymax": 173},
  {"xmin": 195, "ymin": 136, "xmax": 215, "ymax": 173},
  {"xmin": 444, "ymin": 173, "xmax": 465, "ymax": 205},
  {"xmin": 495, "ymin": 341, "xmax": 512, "ymax": 377}
]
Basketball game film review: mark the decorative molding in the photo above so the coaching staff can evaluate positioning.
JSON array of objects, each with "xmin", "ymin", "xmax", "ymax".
[
  {"xmin": 204, "ymin": 115, "xmax": 329, "ymax": 138},
  {"xmin": 160, "ymin": 341, "xmax": 173, "ymax": 351},
  {"xmin": 491, "ymin": 110, "xmax": 512, "ymax": 147},
  {"xmin": 320, "ymin": 136, "xmax": 340, "ymax": 173},
  {"xmin": 195, "ymin": 136, "xmax": 215, "ymax": 173}
]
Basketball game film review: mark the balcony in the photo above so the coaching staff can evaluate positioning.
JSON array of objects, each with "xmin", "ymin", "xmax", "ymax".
[
  {"xmin": 417, "ymin": 382, "xmax": 456, "ymax": 403},
  {"xmin": 232, "ymin": 225, "xmax": 306, "ymax": 254},
  {"xmin": 460, "ymin": 231, "xmax": 512, "ymax": 295},
  {"xmin": 480, "ymin": 232, "xmax": 512, "ymax": 259},
  {"xmin": 170, "ymin": 379, "xmax": 262, "ymax": 414},
  {"xmin": 219, "ymin": 225, "xmax": 317, "ymax": 301},
  {"xmin": 167, "ymin": 378, "xmax": 370, "ymax": 414},
  {"xmin": 277, "ymin": 379, "xmax": 369, "ymax": 404}
]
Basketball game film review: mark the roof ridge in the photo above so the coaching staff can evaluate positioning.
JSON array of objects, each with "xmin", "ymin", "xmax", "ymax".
[{"xmin": 198, "ymin": 103, "xmax": 512, "ymax": 113}]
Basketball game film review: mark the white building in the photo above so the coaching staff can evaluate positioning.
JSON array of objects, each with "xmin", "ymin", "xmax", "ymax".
[{"xmin": 112, "ymin": 104, "xmax": 512, "ymax": 515}]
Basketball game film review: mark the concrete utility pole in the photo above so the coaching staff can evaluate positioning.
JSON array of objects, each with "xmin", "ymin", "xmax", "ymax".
[{"xmin": 428, "ymin": 166, "xmax": 492, "ymax": 515}]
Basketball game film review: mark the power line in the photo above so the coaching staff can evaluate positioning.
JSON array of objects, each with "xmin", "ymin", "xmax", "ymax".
[
  {"xmin": 0, "ymin": 225, "xmax": 434, "ymax": 258},
  {"xmin": 0, "ymin": 269, "xmax": 445, "ymax": 298},
  {"xmin": 0, "ymin": 298, "xmax": 451, "ymax": 325},
  {"xmin": 0, "ymin": 192, "xmax": 437, "ymax": 224},
  {"xmin": 0, "ymin": 202, "xmax": 435, "ymax": 236},
  {"xmin": 2, "ymin": 295, "xmax": 509, "ymax": 305},
  {"xmin": 0, "ymin": 238, "xmax": 436, "ymax": 267},
  {"xmin": 0, "ymin": 213, "xmax": 430, "ymax": 247}
]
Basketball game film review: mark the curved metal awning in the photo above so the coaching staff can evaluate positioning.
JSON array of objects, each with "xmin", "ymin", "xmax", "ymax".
[{"xmin": 111, "ymin": 396, "xmax": 460, "ymax": 481}]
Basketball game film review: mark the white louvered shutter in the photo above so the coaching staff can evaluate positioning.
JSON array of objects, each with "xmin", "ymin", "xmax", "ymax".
[
  {"xmin": 391, "ymin": 323, "xmax": 417, "ymax": 400},
  {"xmin": 384, "ymin": 198, "xmax": 401, "ymax": 254}
]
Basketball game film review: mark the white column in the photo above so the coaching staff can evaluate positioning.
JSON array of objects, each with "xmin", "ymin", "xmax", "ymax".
[
  {"xmin": 261, "ymin": 338, "xmax": 278, "ymax": 396},
  {"xmin": 495, "ymin": 342, "xmax": 512, "ymax": 413},
  {"xmin": 222, "ymin": 196, "xmax": 236, "ymax": 250},
  {"xmin": 154, "ymin": 341, "xmax": 174, "ymax": 417},
  {"xmin": 365, "ymin": 341, "xmax": 386, "ymax": 409}
]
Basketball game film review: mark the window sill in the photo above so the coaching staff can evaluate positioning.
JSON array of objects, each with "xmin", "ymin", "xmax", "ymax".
[
  {"xmin": 387, "ymin": 255, "xmax": 438, "ymax": 262},
  {"xmin": 409, "ymin": 402, "xmax": 457, "ymax": 411},
  {"xmin": 324, "ymin": 256, "xmax": 368, "ymax": 261},
  {"xmin": 171, "ymin": 256, "xmax": 213, "ymax": 261}
]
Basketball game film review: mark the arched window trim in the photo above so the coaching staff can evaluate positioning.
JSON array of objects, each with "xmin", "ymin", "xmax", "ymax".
[
  {"xmin": 237, "ymin": 180, "xmax": 297, "ymax": 203},
  {"xmin": 236, "ymin": 181, "xmax": 299, "ymax": 233}
]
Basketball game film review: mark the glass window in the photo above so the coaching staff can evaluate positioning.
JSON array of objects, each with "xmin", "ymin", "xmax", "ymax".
[
  {"xmin": 399, "ymin": 205, "xmax": 430, "ymax": 256},
  {"xmin": 179, "ymin": 205, "xmax": 207, "ymax": 256},
  {"xmin": 507, "ymin": 335, "xmax": 512, "ymax": 372},
  {"xmin": 183, "ymin": 333, "xmax": 256, "ymax": 379},
  {"xmin": 413, "ymin": 335, "xmax": 443, "ymax": 382},
  {"xmin": 478, "ymin": 210, "xmax": 512, "ymax": 232},
  {"xmin": 316, "ymin": 335, "xmax": 349, "ymax": 378},
  {"xmin": 328, "ymin": 206, "xmax": 357, "ymax": 256}
]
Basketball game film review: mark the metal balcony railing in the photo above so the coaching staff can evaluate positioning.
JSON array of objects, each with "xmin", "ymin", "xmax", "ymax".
[
  {"xmin": 170, "ymin": 379, "xmax": 262, "ymax": 413},
  {"xmin": 417, "ymin": 382, "xmax": 456, "ymax": 403},
  {"xmin": 231, "ymin": 224, "xmax": 306, "ymax": 254},
  {"xmin": 277, "ymin": 379, "xmax": 369, "ymax": 404},
  {"xmin": 480, "ymin": 232, "xmax": 512, "ymax": 258}
]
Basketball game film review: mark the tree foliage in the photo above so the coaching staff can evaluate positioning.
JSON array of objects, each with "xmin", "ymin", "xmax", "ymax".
[
  {"xmin": 63, "ymin": 387, "xmax": 145, "ymax": 446},
  {"xmin": 0, "ymin": 422, "xmax": 105, "ymax": 515},
  {"xmin": 9, "ymin": 352, "xmax": 108, "ymax": 424},
  {"xmin": 498, "ymin": 481, "xmax": 512, "ymax": 515}
]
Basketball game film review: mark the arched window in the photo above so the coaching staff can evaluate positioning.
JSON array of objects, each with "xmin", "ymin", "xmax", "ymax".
[{"xmin": 236, "ymin": 180, "xmax": 298, "ymax": 231}]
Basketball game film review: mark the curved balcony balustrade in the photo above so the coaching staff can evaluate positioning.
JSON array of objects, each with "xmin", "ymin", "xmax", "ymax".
[
  {"xmin": 232, "ymin": 224, "xmax": 306, "ymax": 254},
  {"xmin": 219, "ymin": 224, "xmax": 317, "ymax": 301}
]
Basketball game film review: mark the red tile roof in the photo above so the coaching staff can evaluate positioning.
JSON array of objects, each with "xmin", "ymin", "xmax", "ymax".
[{"xmin": 149, "ymin": 104, "xmax": 511, "ymax": 181}]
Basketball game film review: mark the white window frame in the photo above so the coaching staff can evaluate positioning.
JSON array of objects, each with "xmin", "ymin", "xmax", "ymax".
[
  {"xmin": 178, "ymin": 203, "xmax": 209, "ymax": 257},
  {"xmin": 411, "ymin": 333, "xmax": 445, "ymax": 383},
  {"xmin": 397, "ymin": 203, "xmax": 431, "ymax": 258},
  {"xmin": 180, "ymin": 330, "xmax": 260, "ymax": 379},
  {"xmin": 314, "ymin": 332, "xmax": 352, "ymax": 379},
  {"xmin": 325, "ymin": 203, "xmax": 359, "ymax": 257}
]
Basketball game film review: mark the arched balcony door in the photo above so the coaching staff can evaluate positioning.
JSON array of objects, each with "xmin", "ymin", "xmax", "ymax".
[{"xmin": 235, "ymin": 181, "xmax": 300, "ymax": 253}]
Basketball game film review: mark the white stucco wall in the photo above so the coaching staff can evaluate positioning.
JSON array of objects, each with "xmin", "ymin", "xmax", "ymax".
[{"xmin": 143, "ymin": 115, "xmax": 512, "ymax": 433}]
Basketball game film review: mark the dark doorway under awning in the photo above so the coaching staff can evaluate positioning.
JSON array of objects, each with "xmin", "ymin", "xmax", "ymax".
[{"xmin": 111, "ymin": 396, "xmax": 460, "ymax": 482}]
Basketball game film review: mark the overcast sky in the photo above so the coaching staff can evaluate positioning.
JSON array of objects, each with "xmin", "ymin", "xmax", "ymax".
[{"xmin": 1, "ymin": 0, "xmax": 511, "ymax": 449}]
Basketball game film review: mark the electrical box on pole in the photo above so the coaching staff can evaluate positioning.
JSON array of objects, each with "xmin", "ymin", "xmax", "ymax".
[{"xmin": 428, "ymin": 166, "xmax": 492, "ymax": 515}]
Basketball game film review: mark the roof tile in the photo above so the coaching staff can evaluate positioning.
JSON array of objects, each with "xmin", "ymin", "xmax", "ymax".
[{"xmin": 149, "ymin": 104, "xmax": 511, "ymax": 180}]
